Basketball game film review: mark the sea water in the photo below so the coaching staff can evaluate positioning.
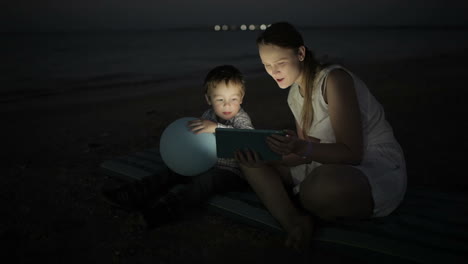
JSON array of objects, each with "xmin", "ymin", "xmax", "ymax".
[{"xmin": 1, "ymin": 28, "xmax": 467, "ymax": 101}]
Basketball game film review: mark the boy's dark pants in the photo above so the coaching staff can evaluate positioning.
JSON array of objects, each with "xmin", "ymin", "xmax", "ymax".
[
  {"xmin": 170, "ymin": 167, "xmax": 247, "ymax": 207},
  {"xmin": 142, "ymin": 167, "xmax": 247, "ymax": 227}
]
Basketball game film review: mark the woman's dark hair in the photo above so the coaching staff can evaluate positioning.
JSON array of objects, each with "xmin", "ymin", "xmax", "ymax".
[
  {"xmin": 256, "ymin": 22, "xmax": 305, "ymax": 51},
  {"xmin": 257, "ymin": 22, "xmax": 321, "ymax": 136}
]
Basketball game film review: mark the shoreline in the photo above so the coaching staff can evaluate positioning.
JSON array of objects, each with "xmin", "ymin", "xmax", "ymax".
[{"xmin": 3, "ymin": 48, "xmax": 465, "ymax": 111}]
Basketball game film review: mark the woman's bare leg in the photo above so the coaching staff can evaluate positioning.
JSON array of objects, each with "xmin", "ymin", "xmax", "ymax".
[
  {"xmin": 299, "ymin": 164, "xmax": 374, "ymax": 220},
  {"xmin": 239, "ymin": 164, "xmax": 312, "ymax": 250}
]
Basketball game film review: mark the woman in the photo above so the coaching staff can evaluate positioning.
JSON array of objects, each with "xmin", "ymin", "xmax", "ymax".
[{"xmin": 235, "ymin": 22, "xmax": 406, "ymax": 250}]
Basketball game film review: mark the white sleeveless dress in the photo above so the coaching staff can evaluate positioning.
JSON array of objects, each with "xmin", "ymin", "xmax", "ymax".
[{"xmin": 287, "ymin": 65, "xmax": 407, "ymax": 217}]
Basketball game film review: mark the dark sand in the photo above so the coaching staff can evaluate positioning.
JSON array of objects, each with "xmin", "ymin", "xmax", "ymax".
[{"xmin": 1, "ymin": 52, "xmax": 467, "ymax": 263}]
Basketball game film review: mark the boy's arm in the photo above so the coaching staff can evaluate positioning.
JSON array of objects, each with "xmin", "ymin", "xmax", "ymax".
[{"xmin": 186, "ymin": 109, "xmax": 217, "ymax": 134}]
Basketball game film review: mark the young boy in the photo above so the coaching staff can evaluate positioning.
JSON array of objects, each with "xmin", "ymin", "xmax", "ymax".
[
  {"xmin": 103, "ymin": 65, "xmax": 254, "ymax": 228},
  {"xmin": 188, "ymin": 64, "xmax": 253, "ymax": 175}
]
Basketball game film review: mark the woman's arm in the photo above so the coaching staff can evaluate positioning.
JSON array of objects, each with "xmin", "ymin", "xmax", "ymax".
[
  {"xmin": 325, "ymin": 69, "xmax": 363, "ymax": 164},
  {"xmin": 280, "ymin": 121, "xmax": 319, "ymax": 167},
  {"xmin": 269, "ymin": 69, "xmax": 363, "ymax": 165},
  {"xmin": 300, "ymin": 69, "xmax": 363, "ymax": 165}
]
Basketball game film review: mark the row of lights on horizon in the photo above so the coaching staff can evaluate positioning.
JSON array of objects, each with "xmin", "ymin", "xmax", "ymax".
[{"xmin": 213, "ymin": 24, "xmax": 271, "ymax": 31}]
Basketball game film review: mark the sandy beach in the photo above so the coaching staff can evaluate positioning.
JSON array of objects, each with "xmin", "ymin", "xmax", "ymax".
[{"xmin": 2, "ymin": 51, "xmax": 467, "ymax": 263}]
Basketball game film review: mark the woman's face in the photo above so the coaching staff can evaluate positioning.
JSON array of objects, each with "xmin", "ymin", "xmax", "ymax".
[{"xmin": 258, "ymin": 44, "xmax": 304, "ymax": 89}]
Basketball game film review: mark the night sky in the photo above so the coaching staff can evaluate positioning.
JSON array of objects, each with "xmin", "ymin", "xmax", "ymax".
[{"xmin": 2, "ymin": 0, "xmax": 468, "ymax": 31}]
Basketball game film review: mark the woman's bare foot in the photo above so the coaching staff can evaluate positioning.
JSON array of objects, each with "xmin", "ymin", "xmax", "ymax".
[{"xmin": 284, "ymin": 214, "xmax": 313, "ymax": 251}]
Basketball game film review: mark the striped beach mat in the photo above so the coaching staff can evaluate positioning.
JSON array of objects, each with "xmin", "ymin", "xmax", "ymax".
[{"xmin": 100, "ymin": 148, "xmax": 468, "ymax": 263}]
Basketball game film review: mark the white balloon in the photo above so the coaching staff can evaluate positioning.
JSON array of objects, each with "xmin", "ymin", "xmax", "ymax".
[{"xmin": 160, "ymin": 117, "xmax": 217, "ymax": 176}]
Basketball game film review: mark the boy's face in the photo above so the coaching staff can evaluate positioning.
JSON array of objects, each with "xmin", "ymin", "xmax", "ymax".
[{"xmin": 205, "ymin": 81, "xmax": 243, "ymax": 121}]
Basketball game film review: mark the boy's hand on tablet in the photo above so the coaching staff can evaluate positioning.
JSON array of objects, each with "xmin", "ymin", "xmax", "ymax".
[{"xmin": 187, "ymin": 119, "xmax": 217, "ymax": 134}]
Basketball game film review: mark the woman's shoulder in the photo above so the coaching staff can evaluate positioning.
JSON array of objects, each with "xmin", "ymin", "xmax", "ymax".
[
  {"xmin": 319, "ymin": 64, "xmax": 354, "ymax": 86},
  {"xmin": 319, "ymin": 64, "xmax": 347, "ymax": 75},
  {"xmin": 327, "ymin": 67, "xmax": 353, "ymax": 82},
  {"xmin": 317, "ymin": 65, "xmax": 356, "ymax": 103}
]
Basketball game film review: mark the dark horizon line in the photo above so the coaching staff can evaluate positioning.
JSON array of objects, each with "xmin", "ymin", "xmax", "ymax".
[{"xmin": 2, "ymin": 24, "xmax": 468, "ymax": 34}]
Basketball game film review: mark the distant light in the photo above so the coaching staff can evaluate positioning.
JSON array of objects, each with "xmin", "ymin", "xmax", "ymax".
[
  {"xmin": 214, "ymin": 25, "xmax": 221, "ymax": 31},
  {"xmin": 267, "ymin": 24, "xmax": 271, "ymax": 28},
  {"xmin": 260, "ymin": 24, "xmax": 267, "ymax": 30},
  {"xmin": 249, "ymin": 24, "xmax": 256, "ymax": 31},
  {"xmin": 240, "ymin": 24, "xmax": 247, "ymax": 31},
  {"xmin": 222, "ymin": 24, "xmax": 229, "ymax": 31}
]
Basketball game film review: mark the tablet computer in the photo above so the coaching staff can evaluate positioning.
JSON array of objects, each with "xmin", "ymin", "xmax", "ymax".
[{"xmin": 215, "ymin": 128, "xmax": 285, "ymax": 161}]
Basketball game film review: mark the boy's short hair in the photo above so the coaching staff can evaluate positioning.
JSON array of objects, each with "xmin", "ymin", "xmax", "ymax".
[{"xmin": 204, "ymin": 65, "xmax": 245, "ymax": 97}]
